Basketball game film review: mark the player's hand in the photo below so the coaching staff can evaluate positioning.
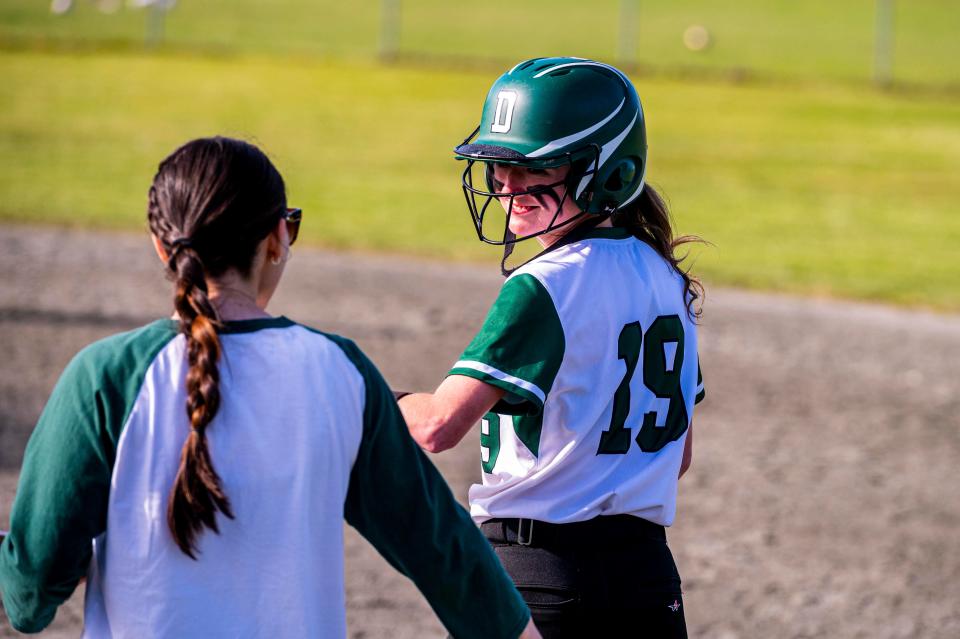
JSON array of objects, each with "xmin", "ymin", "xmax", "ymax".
[{"xmin": 517, "ymin": 617, "xmax": 542, "ymax": 639}]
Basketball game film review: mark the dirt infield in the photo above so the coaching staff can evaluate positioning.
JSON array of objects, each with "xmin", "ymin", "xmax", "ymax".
[{"xmin": 1, "ymin": 224, "xmax": 958, "ymax": 638}]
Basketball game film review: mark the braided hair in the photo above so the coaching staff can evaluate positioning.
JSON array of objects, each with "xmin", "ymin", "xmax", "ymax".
[{"xmin": 147, "ymin": 137, "xmax": 286, "ymax": 558}]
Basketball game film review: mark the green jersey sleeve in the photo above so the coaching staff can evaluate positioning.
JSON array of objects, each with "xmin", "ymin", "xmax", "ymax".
[
  {"xmin": 449, "ymin": 273, "xmax": 565, "ymax": 415},
  {"xmin": 0, "ymin": 322, "xmax": 175, "ymax": 633},
  {"xmin": 332, "ymin": 337, "xmax": 530, "ymax": 639}
]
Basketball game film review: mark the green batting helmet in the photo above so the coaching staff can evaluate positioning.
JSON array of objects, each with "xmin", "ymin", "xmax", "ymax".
[{"xmin": 455, "ymin": 57, "xmax": 648, "ymax": 245}]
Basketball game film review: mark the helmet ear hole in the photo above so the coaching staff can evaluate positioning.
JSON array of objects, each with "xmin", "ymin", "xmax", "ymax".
[
  {"xmin": 604, "ymin": 171, "xmax": 623, "ymax": 193},
  {"xmin": 603, "ymin": 159, "xmax": 638, "ymax": 194}
]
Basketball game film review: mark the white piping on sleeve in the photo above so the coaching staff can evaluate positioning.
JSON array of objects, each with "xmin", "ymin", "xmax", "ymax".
[{"xmin": 451, "ymin": 360, "xmax": 546, "ymax": 405}]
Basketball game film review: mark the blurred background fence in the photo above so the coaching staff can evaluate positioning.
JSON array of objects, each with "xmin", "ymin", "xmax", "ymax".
[{"xmin": 2, "ymin": 0, "xmax": 958, "ymax": 90}]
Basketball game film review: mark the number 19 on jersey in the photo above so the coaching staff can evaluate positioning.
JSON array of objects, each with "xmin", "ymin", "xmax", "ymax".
[{"xmin": 597, "ymin": 315, "xmax": 689, "ymax": 455}]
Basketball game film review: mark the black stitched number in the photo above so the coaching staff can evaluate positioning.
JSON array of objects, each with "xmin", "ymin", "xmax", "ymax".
[
  {"xmin": 596, "ymin": 322, "xmax": 642, "ymax": 454},
  {"xmin": 597, "ymin": 316, "xmax": 689, "ymax": 455},
  {"xmin": 636, "ymin": 315, "xmax": 689, "ymax": 452},
  {"xmin": 480, "ymin": 413, "xmax": 501, "ymax": 473}
]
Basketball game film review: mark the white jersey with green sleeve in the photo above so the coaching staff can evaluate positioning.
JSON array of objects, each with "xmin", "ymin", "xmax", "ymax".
[
  {"xmin": 449, "ymin": 227, "xmax": 705, "ymax": 527},
  {"xmin": 0, "ymin": 318, "xmax": 529, "ymax": 639}
]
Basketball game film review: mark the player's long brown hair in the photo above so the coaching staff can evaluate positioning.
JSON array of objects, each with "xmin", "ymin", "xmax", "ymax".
[
  {"xmin": 147, "ymin": 137, "xmax": 286, "ymax": 558},
  {"xmin": 612, "ymin": 183, "xmax": 704, "ymax": 320}
]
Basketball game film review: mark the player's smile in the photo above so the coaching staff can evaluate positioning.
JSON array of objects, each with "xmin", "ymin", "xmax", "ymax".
[
  {"xmin": 491, "ymin": 163, "xmax": 585, "ymax": 245},
  {"xmin": 510, "ymin": 201, "xmax": 537, "ymax": 216}
]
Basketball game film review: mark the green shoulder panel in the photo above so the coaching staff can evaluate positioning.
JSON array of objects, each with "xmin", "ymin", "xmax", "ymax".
[
  {"xmin": 0, "ymin": 320, "xmax": 177, "ymax": 633},
  {"xmin": 321, "ymin": 332, "xmax": 530, "ymax": 639},
  {"xmin": 450, "ymin": 273, "xmax": 565, "ymax": 415}
]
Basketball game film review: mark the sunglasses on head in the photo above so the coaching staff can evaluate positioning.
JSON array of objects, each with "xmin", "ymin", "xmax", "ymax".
[{"xmin": 283, "ymin": 207, "xmax": 302, "ymax": 245}]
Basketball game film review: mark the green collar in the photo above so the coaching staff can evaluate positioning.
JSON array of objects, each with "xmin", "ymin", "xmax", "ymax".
[
  {"xmin": 580, "ymin": 226, "xmax": 632, "ymax": 241},
  {"xmin": 162, "ymin": 316, "xmax": 295, "ymax": 334}
]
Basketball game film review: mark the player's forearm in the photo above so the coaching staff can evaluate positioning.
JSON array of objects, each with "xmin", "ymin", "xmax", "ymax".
[
  {"xmin": 398, "ymin": 392, "xmax": 474, "ymax": 453},
  {"xmin": 399, "ymin": 375, "xmax": 505, "ymax": 454}
]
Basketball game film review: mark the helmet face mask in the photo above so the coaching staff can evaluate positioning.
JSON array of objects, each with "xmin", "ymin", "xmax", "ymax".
[
  {"xmin": 455, "ymin": 57, "xmax": 647, "ymax": 247},
  {"xmin": 459, "ymin": 143, "xmax": 601, "ymax": 246}
]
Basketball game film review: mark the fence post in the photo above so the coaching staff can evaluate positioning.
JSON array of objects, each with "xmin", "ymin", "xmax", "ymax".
[
  {"xmin": 145, "ymin": 1, "xmax": 166, "ymax": 47},
  {"xmin": 874, "ymin": 0, "xmax": 895, "ymax": 87},
  {"xmin": 380, "ymin": 0, "xmax": 401, "ymax": 61},
  {"xmin": 618, "ymin": 0, "xmax": 638, "ymax": 68}
]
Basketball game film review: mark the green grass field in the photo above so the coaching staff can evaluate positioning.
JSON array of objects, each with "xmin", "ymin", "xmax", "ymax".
[{"xmin": 2, "ymin": 48, "xmax": 958, "ymax": 310}]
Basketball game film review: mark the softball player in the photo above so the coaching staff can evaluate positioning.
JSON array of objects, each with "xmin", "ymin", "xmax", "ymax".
[
  {"xmin": 0, "ymin": 137, "xmax": 539, "ymax": 639},
  {"xmin": 399, "ymin": 58, "xmax": 705, "ymax": 638}
]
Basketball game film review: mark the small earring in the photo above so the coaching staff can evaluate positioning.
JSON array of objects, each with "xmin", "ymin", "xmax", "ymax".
[{"xmin": 270, "ymin": 245, "xmax": 291, "ymax": 266}]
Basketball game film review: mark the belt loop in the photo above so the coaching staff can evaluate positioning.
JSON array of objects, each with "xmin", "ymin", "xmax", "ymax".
[{"xmin": 517, "ymin": 518, "xmax": 534, "ymax": 546}]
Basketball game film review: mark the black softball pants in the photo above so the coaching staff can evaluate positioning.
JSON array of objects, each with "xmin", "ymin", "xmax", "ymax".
[{"xmin": 480, "ymin": 515, "xmax": 687, "ymax": 638}]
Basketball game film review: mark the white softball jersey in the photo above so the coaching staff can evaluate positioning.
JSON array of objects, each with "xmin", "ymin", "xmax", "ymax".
[
  {"xmin": 0, "ymin": 318, "xmax": 528, "ymax": 638},
  {"xmin": 450, "ymin": 227, "xmax": 705, "ymax": 527}
]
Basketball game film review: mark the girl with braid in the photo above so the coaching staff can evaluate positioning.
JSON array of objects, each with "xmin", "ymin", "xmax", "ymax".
[{"xmin": 0, "ymin": 137, "xmax": 539, "ymax": 639}]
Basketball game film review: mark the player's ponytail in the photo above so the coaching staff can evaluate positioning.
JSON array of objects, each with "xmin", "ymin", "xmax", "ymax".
[
  {"xmin": 147, "ymin": 136, "xmax": 287, "ymax": 558},
  {"xmin": 165, "ymin": 244, "xmax": 233, "ymax": 559},
  {"xmin": 612, "ymin": 183, "xmax": 704, "ymax": 320}
]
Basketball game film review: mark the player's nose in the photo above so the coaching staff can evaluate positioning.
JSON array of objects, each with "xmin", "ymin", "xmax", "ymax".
[{"xmin": 498, "ymin": 166, "xmax": 528, "ymax": 193}]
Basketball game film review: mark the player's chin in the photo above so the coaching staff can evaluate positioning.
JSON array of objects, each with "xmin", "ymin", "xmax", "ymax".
[
  {"xmin": 507, "ymin": 218, "xmax": 546, "ymax": 239},
  {"xmin": 508, "ymin": 209, "xmax": 547, "ymax": 237}
]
